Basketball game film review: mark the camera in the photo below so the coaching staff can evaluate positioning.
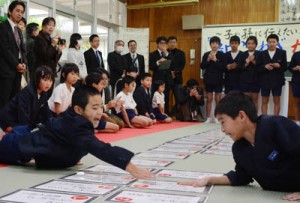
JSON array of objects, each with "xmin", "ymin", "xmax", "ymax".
[{"xmin": 58, "ymin": 38, "xmax": 66, "ymax": 45}]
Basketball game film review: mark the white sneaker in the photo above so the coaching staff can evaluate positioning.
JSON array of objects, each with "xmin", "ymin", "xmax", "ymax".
[{"xmin": 204, "ymin": 117, "xmax": 211, "ymax": 123}]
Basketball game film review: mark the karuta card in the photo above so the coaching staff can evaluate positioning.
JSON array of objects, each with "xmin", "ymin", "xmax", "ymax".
[
  {"xmin": 156, "ymin": 169, "xmax": 223, "ymax": 179},
  {"xmin": 135, "ymin": 152, "xmax": 189, "ymax": 159},
  {"xmin": 62, "ymin": 173, "xmax": 136, "ymax": 185},
  {"xmin": 131, "ymin": 159, "xmax": 173, "ymax": 167},
  {"xmin": 150, "ymin": 146, "xmax": 201, "ymax": 154},
  {"xmin": 106, "ymin": 190, "xmax": 207, "ymax": 203},
  {"xmin": 130, "ymin": 180, "xmax": 213, "ymax": 194},
  {"xmin": 83, "ymin": 164, "xmax": 129, "ymax": 174},
  {"xmin": 0, "ymin": 189, "xmax": 96, "ymax": 203},
  {"xmin": 33, "ymin": 180, "xmax": 119, "ymax": 195}
]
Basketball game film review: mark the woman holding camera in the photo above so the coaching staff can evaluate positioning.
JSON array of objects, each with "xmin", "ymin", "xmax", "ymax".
[{"xmin": 34, "ymin": 17, "xmax": 65, "ymax": 78}]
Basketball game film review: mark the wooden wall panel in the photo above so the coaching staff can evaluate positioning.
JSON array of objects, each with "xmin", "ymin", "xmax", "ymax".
[{"xmin": 127, "ymin": 0, "xmax": 298, "ymax": 118}]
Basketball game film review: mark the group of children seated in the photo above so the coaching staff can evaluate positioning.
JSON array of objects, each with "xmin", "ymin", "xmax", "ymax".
[{"xmin": 0, "ymin": 64, "xmax": 178, "ymax": 135}]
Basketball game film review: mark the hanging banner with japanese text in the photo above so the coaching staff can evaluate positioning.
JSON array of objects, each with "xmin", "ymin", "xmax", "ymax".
[{"xmin": 201, "ymin": 23, "xmax": 300, "ymax": 61}]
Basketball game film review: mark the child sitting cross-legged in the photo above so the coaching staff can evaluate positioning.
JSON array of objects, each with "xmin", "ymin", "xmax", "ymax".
[{"xmin": 114, "ymin": 76, "xmax": 153, "ymax": 128}]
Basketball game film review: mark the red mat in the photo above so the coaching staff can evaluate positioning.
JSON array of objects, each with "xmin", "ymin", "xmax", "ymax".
[{"xmin": 95, "ymin": 121, "xmax": 199, "ymax": 143}]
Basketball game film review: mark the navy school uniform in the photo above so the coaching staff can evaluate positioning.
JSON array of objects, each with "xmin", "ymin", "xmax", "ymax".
[
  {"xmin": 258, "ymin": 48, "xmax": 287, "ymax": 90},
  {"xmin": 0, "ymin": 84, "xmax": 52, "ymax": 130},
  {"xmin": 0, "ymin": 108, "xmax": 133, "ymax": 169},
  {"xmin": 289, "ymin": 51, "xmax": 300, "ymax": 83},
  {"xmin": 239, "ymin": 51, "xmax": 260, "ymax": 84},
  {"xmin": 224, "ymin": 51, "xmax": 243, "ymax": 93},
  {"xmin": 288, "ymin": 51, "xmax": 300, "ymax": 97},
  {"xmin": 201, "ymin": 51, "xmax": 227, "ymax": 86},
  {"xmin": 133, "ymin": 86, "xmax": 153, "ymax": 116},
  {"xmin": 226, "ymin": 115, "xmax": 300, "ymax": 191}
]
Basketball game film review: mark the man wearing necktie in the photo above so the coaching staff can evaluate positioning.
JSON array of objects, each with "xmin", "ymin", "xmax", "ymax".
[
  {"xmin": 0, "ymin": 1, "xmax": 26, "ymax": 108},
  {"xmin": 123, "ymin": 40, "xmax": 145, "ymax": 87},
  {"xmin": 84, "ymin": 34, "xmax": 105, "ymax": 74},
  {"xmin": 149, "ymin": 36, "xmax": 174, "ymax": 115}
]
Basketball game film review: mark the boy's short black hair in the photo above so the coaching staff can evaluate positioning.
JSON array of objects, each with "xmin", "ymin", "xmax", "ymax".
[
  {"xmin": 98, "ymin": 68, "xmax": 110, "ymax": 79},
  {"xmin": 214, "ymin": 91, "xmax": 258, "ymax": 122},
  {"xmin": 156, "ymin": 36, "xmax": 168, "ymax": 44},
  {"xmin": 126, "ymin": 66, "xmax": 138, "ymax": 74},
  {"xmin": 230, "ymin": 35, "xmax": 240, "ymax": 44},
  {"xmin": 209, "ymin": 36, "xmax": 221, "ymax": 45},
  {"xmin": 246, "ymin": 36, "xmax": 258, "ymax": 46},
  {"xmin": 85, "ymin": 72, "xmax": 103, "ymax": 87},
  {"xmin": 267, "ymin": 34, "xmax": 279, "ymax": 42},
  {"xmin": 152, "ymin": 80, "xmax": 165, "ymax": 93},
  {"xmin": 186, "ymin": 79, "xmax": 199, "ymax": 88},
  {"xmin": 60, "ymin": 63, "xmax": 79, "ymax": 83},
  {"xmin": 32, "ymin": 66, "xmax": 54, "ymax": 90},
  {"xmin": 128, "ymin": 40, "xmax": 137, "ymax": 47},
  {"xmin": 89, "ymin": 34, "xmax": 99, "ymax": 42},
  {"xmin": 122, "ymin": 76, "xmax": 135, "ymax": 88},
  {"xmin": 72, "ymin": 85, "xmax": 100, "ymax": 109},
  {"xmin": 8, "ymin": 1, "xmax": 25, "ymax": 18},
  {"xmin": 167, "ymin": 36, "xmax": 177, "ymax": 42},
  {"xmin": 42, "ymin": 17, "xmax": 56, "ymax": 27},
  {"xmin": 141, "ymin": 73, "xmax": 152, "ymax": 80}
]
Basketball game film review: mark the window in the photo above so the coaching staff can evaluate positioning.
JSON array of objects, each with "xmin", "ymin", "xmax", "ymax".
[{"xmin": 28, "ymin": 2, "xmax": 49, "ymax": 27}]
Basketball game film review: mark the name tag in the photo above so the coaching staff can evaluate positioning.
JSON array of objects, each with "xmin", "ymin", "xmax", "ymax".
[{"xmin": 268, "ymin": 150, "xmax": 279, "ymax": 161}]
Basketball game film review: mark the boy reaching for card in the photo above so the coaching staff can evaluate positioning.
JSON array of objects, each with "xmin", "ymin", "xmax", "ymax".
[
  {"xmin": 0, "ymin": 85, "xmax": 155, "ymax": 180},
  {"xmin": 179, "ymin": 91, "xmax": 300, "ymax": 200}
]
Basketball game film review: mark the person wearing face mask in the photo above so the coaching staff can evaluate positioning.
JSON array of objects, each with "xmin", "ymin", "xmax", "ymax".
[
  {"xmin": 84, "ymin": 34, "xmax": 105, "ymax": 75},
  {"xmin": 34, "ymin": 17, "xmax": 65, "ymax": 78},
  {"xmin": 68, "ymin": 33, "xmax": 87, "ymax": 87},
  {"xmin": 107, "ymin": 40, "xmax": 127, "ymax": 97}
]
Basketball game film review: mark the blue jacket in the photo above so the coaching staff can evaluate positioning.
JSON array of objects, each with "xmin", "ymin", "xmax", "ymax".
[
  {"xmin": 18, "ymin": 108, "xmax": 134, "ymax": 169},
  {"xmin": 226, "ymin": 115, "xmax": 300, "ymax": 191}
]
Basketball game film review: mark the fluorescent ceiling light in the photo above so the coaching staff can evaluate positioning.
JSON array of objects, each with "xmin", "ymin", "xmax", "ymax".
[{"xmin": 127, "ymin": 0, "xmax": 199, "ymax": 9}]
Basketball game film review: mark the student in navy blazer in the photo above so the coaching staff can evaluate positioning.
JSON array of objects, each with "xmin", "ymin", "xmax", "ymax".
[
  {"xmin": 149, "ymin": 36, "xmax": 173, "ymax": 115},
  {"xmin": 225, "ymin": 36, "xmax": 242, "ymax": 94},
  {"xmin": 288, "ymin": 51, "xmax": 300, "ymax": 126},
  {"xmin": 133, "ymin": 73, "xmax": 155, "ymax": 120},
  {"xmin": 0, "ymin": 66, "xmax": 54, "ymax": 132},
  {"xmin": 239, "ymin": 36, "xmax": 261, "ymax": 110},
  {"xmin": 180, "ymin": 92, "xmax": 300, "ymax": 199},
  {"xmin": 259, "ymin": 34, "xmax": 287, "ymax": 115},
  {"xmin": 84, "ymin": 34, "xmax": 105, "ymax": 74},
  {"xmin": 0, "ymin": 86, "xmax": 155, "ymax": 180},
  {"xmin": 123, "ymin": 40, "xmax": 145, "ymax": 87},
  {"xmin": 201, "ymin": 36, "xmax": 226, "ymax": 123},
  {"xmin": 0, "ymin": 1, "xmax": 27, "ymax": 108}
]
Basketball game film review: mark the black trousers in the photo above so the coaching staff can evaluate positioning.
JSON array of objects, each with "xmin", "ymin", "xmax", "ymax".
[{"xmin": 0, "ymin": 74, "xmax": 21, "ymax": 109}]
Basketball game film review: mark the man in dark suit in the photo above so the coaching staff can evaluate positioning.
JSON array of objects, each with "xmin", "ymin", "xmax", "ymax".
[
  {"xmin": 149, "ymin": 36, "xmax": 173, "ymax": 114},
  {"xmin": 167, "ymin": 36, "xmax": 186, "ymax": 111},
  {"xmin": 107, "ymin": 40, "xmax": 127, "ymax": 96},
  {"xmin": 84, "ymin": 34, "xmax": 105, "ymax": 74},
  {"xmin": 123, "ymin": 40, "xmax": 145, "ymax": 87},
  {"xmin": 0, "ymin": 1, "xmax": 26, "ymax": 109}
]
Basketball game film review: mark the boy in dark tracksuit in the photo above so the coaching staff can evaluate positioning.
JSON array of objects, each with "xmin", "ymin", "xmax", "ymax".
[
  {"xmin": 239, "ymin": 36, "xmax": 261, "ymax": 110},
  {"xmin": 133, "ymin": 73, "xmax": 156, "ymax": 122},
  {"xmin": 224, "ymin": 36, "xmax": 242, "ymax": 94},
  {"xmin": 259, "ymin": 34, "xmax": 287, "ymax": 115},
  {"xmin": 289, "ymin": 51, "xmax": 300, "ymax": 126},
  {"xmin": 0, "ymin": 86, "xmax": 154, "ymax": 179},
  {"xmin": 180, "ymin": 92, "xmax": 300, "ymax": 200},
  {"xmin": 201, "ymin": 36, "xmax": 226, "ymax": 123}
]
